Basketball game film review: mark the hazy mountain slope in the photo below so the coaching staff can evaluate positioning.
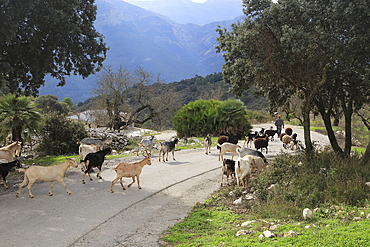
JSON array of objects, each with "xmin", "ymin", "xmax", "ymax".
[
  {"xmin": 125, "ymin": 0, "xmax": 244, "ymax": 25},
  {"xmin": 39, "ymin": 0, "xmax": 243, "ymax": 103}
]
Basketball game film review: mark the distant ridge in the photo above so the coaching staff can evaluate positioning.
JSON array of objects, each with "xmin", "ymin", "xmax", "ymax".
[{"xmin": 39, "ymin": 0, "xmax": 244, "ymax": 103}]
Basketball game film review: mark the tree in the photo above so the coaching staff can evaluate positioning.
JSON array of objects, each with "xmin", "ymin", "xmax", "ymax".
[
  {"xmin": 92, "ymin": 66, "xmax": 181, "ymax": 130},
  {"xmin": 0, "ymin": 0, "xmax": 108, "ymax": 96},
  {"xmin": 62, "ymin": 97, "xmax": 75, "ymax": 113},
  {"xmin": 35, "ymin": 95, "xmax": 70, "ymax": 115},
  {"xmin": 173, "ymin": 99, "xmax": 252, "ymax": 138},
  {"xmin": 0, "ymin": 94, "xmax": 43, "ymax": 143},
  {"xmin": 216, "ymin": 0, "xmax": 370, "ymax": 156}
]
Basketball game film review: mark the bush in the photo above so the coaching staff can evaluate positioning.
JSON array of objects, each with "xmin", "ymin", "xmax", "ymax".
[
  {"xmin": 37, "ymin": 113, "xmax": 87, "ymax": 155},
  {"xmin": 173, "ymin": 99, "xmax": 252, "ymax": 138},
  {"xmin": 251, "ymin": 150, "xmax": 370, "ymax": 219}
]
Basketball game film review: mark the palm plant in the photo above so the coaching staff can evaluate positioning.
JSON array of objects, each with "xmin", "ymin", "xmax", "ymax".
[{"xmin": 0, "ymin": 94, "xmax": 43, "ymax": 143}]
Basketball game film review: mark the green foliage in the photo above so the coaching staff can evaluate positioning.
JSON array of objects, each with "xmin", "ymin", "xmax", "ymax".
[
  {"xmin": 173, "ymin": 99, "xmax": 252, "ymax": 138},
  {"xmin": 62, "ymin": 97, "xmax": 75, "ymax": 112},
  {"xmin": 216, "ymin": 0, "xmax": 370, "ymax": 156},
  {"xmin": 253, "ymin": 151, "xmax": 370, "ymax": 213},
  {"xmin": 35, "ymin": 95, "xmax": 70, "ymax": 115},
  {"xmin": 0, "ymin": 94, "xmax": 43, "ymax": 142},
  {"xmin": 0, "ymin": 0, "xmax": 108, "ymax": 96},
  {"xmin": 169, "ymin": 72, "xmax": 268, "ymax": 111},
  {"xmin": 37, "ymin": 113, "xmax": 87, "ymax": 155}
]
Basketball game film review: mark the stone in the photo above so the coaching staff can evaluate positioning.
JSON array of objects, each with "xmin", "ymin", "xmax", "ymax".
[
  {"xmin": 235, "ymin": 230, "xmax": 254, "ymax": 236},
  {"xmin": 241, "ymin": 220, "xmax": 257, "ymax": 227},
  {"xmin": 303, "ymin": 208, "xmax": 314, "ymax": 219},
  {"xmin": 284, "ymin": 230, "xmax": 298, "ymax": 237},
  {"xmin": 260, "ymin": 220, "xmax": 271, "ymax": 228},
  {"xmin": 263, "ymin": 230, "xmax": 275, "ymax": 238},
  {"xmin": 233, "ymin": 198, "xmax": 242, "ymax": 205}
]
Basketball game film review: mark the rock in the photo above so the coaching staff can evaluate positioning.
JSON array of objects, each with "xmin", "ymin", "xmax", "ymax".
[
  {"xmin": 245, "ymin": 194, "xmax": 255, "ymax": 201},
  {"xmin": 233, "ymin": 198, "xmax": 242, "ymax": 205},
  {"xmin": 303, "ymin": 208, "xmax": 313, "ymax": 219},
  {"xmin": 269, "ymin": 224, "xmax": 279, "ymax": 231},
  {"xmin": 235, "ymin": 230, "xmax": 254, "ymax": 236},
  {"xmin": 263, "ymin": 230, "xmax": 275, "ymax": 238},
  {"xmin": 241, "ymin": 220, "xmax": 257, "ymax": 227},
  {"xmin": 284, "ymin": 230, "xmax": 298, "ymax": 237},
  {"xmin": 353, "ymin": 217, "xmax": 362, "ymax": 221},
  {"xmin": 260, "ymin": 220, "xmax": 271, "ymax": 228},
  {"xmin": 268, "ymin": 184, "xmax": 278, "ymax": 190}
]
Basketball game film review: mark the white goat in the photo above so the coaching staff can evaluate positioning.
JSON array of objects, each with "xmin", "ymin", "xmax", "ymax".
[
  {"xmin": 16, "ymin": 158, "xmax": 78, "ymax": 198},
  {"xmin": 136, "ymin": 135, "xmax": 155, "ymax": 156},
  {"xmin": 110, "ymin": 157, "xmax": 152, "ymax": 193},
  {"xmin": 218, "ymin": 142, "xmax": 241, "ymax": 161},
  {"xmin": 235, "ymin": 155, "xmax": 257, "ymax": 188}
]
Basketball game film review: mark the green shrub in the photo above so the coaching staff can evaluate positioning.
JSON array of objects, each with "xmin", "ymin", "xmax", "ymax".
[
  {"xmin": 37, "ymin": 113, "xmax": 87, "ymax": 155},
  {"xmin": 251, "ymin": 150, "xmax": 370, "ymax": 219},
  {"xmin": 173, "ymin": 99, "xmax": 252, "ymax": 138}
]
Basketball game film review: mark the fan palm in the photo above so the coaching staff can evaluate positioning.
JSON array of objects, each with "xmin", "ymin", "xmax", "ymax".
[{"xmin": 0, "ymin": 94, "xmax": 43, "ymax": 143}]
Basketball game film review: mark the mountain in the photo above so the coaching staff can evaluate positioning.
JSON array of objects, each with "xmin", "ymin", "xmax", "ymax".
[
  {"xmin": 124, "ymin": 0, "xmax": 244, "ymax": 25},
  {"xmin": 38, "ymin": 0, "xmax": 244, "ymax": 103}
]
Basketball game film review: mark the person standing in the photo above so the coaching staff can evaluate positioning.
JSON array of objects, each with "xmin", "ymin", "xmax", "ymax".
[{"xmin": 275, "ymin": 115, "xmax": 284, "ymax": 137}]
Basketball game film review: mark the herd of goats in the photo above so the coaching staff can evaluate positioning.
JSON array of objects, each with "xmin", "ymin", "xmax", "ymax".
[{"xmin": 0, "ymin": 127, "xmax": 298, "ymax": 198}]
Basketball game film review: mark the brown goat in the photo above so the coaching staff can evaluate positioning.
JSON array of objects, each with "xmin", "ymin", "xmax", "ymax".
[
  {"xmin": 110, "ymin": 157, "xmax": 152, "ymax": 193},
  {"xmin": 285, "ymin": 127, "xmax": 293, "ymax": 136},
  {"xmin": 254, "ymin": 138, "xmax": 269, "ymax": 154},
  {"xmin": 16, "ymin": 158, "xmax": 78, "ymax": 198}
]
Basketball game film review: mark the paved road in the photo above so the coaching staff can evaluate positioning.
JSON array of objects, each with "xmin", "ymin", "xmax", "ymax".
[{"xmin": 0, "ymin": 124, "xmax": 330, "ymax": 247}]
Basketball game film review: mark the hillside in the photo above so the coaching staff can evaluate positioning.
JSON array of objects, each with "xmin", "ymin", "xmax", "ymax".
[
  {"xmin": 76, "ymin": 72, "xmax": 269, "ymax": 112},
  {"xmin": 38, "ymin": 0, "xmax": 244, "ymax": 103}
]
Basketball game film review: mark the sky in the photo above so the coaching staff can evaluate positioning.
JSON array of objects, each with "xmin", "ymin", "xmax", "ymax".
[{"xmin": 123, "ymin": 0, "xmax": 209, "ymax": 2}]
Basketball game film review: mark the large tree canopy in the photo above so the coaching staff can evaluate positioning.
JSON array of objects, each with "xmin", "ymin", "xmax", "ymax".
[
  {"xmin": 0, "ymin": 0, "xmax": 108, "ymax": 96},
  {"xmin": 216, "ymin": 0, "xmax": 370, "ymax": 155}
]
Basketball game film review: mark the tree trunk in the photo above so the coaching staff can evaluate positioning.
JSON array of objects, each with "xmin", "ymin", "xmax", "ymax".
[
  {"xmin": 360, "ymin": 141, "xmax": 370, "ymax": 166},
  {"xmin": 318, "ymin": 107, "xmax": 343, "ymax": 155},
  {"xmin": 342, "ymin": 99, "xmax": 353, "ymax": 157},
  {"xmin": 302, "ymin": 98, "xmax": 313, "ymax": 154}
]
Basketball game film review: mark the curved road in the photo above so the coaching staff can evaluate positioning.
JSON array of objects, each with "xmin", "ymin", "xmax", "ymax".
[{"xmin": 0, "ymin": 124, "xmax": 330, "ymax": 247}]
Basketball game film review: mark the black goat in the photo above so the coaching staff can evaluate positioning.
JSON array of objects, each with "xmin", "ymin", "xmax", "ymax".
[
  {"xmin": 221, "ymin": 159, "xmax": 235, "ymax": 186},
  {"xmin": 0, "ymin": 160, "xmax": 22, "ymax": 189},
  {"xmin": 159, "ymin": 138, "xmax": 179, "ymax": 162},
  {"xmin": 264, "ymin": 129, "xmax": 278, "ymax": 141},
  {"xmin": 244, "ymin": 131, "xmax": 258, "ymax": 147},
  {"xmin": 81, "ymin": 147, "xmax": 112, "ymax": 184}
]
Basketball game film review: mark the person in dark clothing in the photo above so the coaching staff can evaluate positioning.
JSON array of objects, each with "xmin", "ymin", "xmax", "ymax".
[{"xmin": 275, "ymin": 115, "xmax": 284, "ymax": 137}]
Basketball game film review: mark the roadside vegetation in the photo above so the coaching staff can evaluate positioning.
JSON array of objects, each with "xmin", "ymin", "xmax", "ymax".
[{"xmin": 160, "ymin": 148, "xmax": 370, "ymax": 246}]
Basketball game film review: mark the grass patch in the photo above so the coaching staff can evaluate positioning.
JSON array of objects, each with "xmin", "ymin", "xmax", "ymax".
[{"xmin": 22, "ymin": 153, "xmax": 129, "ymax": 167}]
